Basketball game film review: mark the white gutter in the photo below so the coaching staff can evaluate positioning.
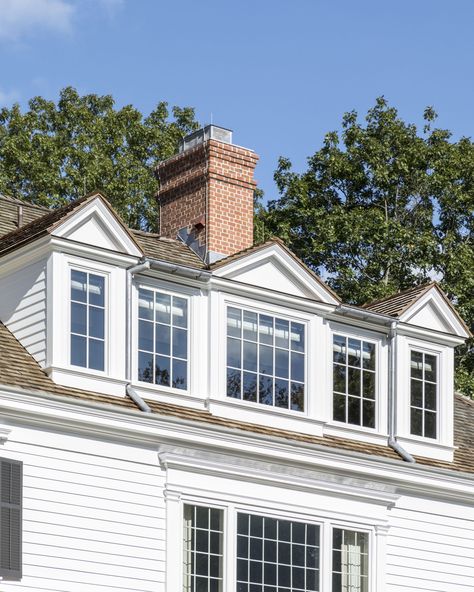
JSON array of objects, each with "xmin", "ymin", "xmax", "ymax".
[{"xmin": 125, "ymin": 259, "xmax": 151, "ymax": 381}]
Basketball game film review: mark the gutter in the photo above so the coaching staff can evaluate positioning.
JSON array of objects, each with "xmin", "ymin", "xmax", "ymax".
[{"xmin": 387, "ymin": 320, "xmax": 415, "ymax": 463}]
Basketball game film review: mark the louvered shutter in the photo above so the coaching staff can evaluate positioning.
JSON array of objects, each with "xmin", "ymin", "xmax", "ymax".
[{"xmin": 0, "ymin": 459, "xmax": 22, "ymax": 580}]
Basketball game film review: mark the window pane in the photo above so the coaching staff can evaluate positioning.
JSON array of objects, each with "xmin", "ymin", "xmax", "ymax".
[
  {"xmin": 88, "ymin": 274, "xmax": 104, "ymax": 307},
  {"xmin": 275, "ymin": 318, "xmax": 289, "ymax": 349},
  {"xmin": 348, "ymin": 367, "xmax": 361, "ymax": 397},
  {"xmin": 362, "ymin": 371, "xmax": 375, "ymax": 399},
  {"xmin": 275, "ymin": 348, "xmax": 289, "ymax": 379},
  {"xmin": 259, "ymin": 345, "xmax": 273, "ymax": 375},
  {"xmin": 228, "ymin": 307, "xmax": 242, "ymax": 338},
  {"xmin": 227, "ymin": 337, "xmax": 241, "ymax": 368},
  {"xmin": 275, "ymin": 379, "xmax": 289, "ymax": 409},
  {"xmin": 237, "ymin": 514, "xmax": 320, "ymax": 592},
  {"xmin": 348, "ymin": 396, "xmax": 361, "ymax": 425},
  {"xmin": 155, "ymin": 355, "xmax": 170, "ymax": 387},
  {"xmin": 425, "ymin": 382, "xmax": 437, "ymax": 411},
  {"xmin": 139, "ymin": 320, "xmax": 153, "ymax": 352},
  {"xmin": 411, "ymin": 379, "xmax": 423, "ymax": 407},
  {"xmin": 425, "ymin": 411, "xmax": 437, "ymax": 439},
  {"xmin": 71, "ymin": 270, "xmax": 87, "ymax": 302},
  {"xmin": 156, "ymin": 324, "xmax": 171, "ymax": 356},
  {"xmin": 89, "ymin": 338, "xmax": 104, "ymax": 371},
  {"xmin": 227, "ymin": 368, "xmax": 241, "ymax": 399},
  {"xmin": 155, "ymin": 293, "xmax": 171, "ymax": 324},
  {"xmin": 71, "ymin": 302, "xmax": 87, "ymax": 335},
  {"xmin": 362, "ymin": 341, "xmax": 375, "ymax": 370},
  {"xmin": 172, "ymin": 296, "xmax": 187, "ymax": 328},
  {"xmin": 172, "ymin": 327, "xmax": 187, "ymax": 359},
  {"xmin": 138, "ymin": 351, "xmax": 153, "ymax": 382},
  {"xmin": 291, "ymin": 352, "xmax": 304, "ymax": 383},
  {"xmin": 411, "ymin": 351, "xmax": 423, "ymax": 379},
  {"xmin": 172, "ymin": 359, "xmax": 187, "ymax": 390},
  {"xmin": 333, "ymin": 393, "xmax": 346, "ymax": 422},
  {"xmin": 424, "ymin": 354, "xmax": 437, "ymax": 383},
  {"xmin": 243, "ymin": 372, "xmax": 257, "ymax": 402},
  {"xmin": 259, "ymin": 375, "xmax": 273, "ymax": 405},
  {"xmin": 333, "ymin": 364, "xmax": 346, "ymax": 394},
  {"xmin": 259, "ymin": 315, "xmax": 273, "ymax": 345},
  {"xmin": 363, "ymin": 400, "xmax": 375, "ymax": 428},
  {"xmin": 291, "ymin": 322, "xmax": 305, "ymax": 352},
  {"xmin": 411, "ymin": 407, "xmax": 423, "ymax": 436},
  {"xmin": 243, "ymin": 310, "xmax": 258, "ymax": 342},
  {"xmin": 348, "ymin": 338, "xmax": 361, "ymax": 367},
  {"xmin": 290, "ymin": 382, "xmax": 304, "ymax": 412},
  {"xmin": 243, "ymin": 341, "xmax": 258, "ymax": 372},
  {"xmin": 138, "ymin": 289, "xmax": 153, "ymax": 320},
  {"xmin": 71, "ymin": 334, "xmax": 86, "ymax": 367},
  {"xmin": 333, "ymin": 334, "xmax": 346, "ymax": 364},
  {"xmin": 89, "ymin": 306, "xmax": 104, "ymax": 339}
]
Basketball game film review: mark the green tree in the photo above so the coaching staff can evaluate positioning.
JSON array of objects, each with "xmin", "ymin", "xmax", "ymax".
[
  {"xmin": 0, "ymin": 87, "xmax": 198, "ymax": 230},
  {"xmin": 263, "ymin": 97, "xmax": 474, "ymax": 395}
]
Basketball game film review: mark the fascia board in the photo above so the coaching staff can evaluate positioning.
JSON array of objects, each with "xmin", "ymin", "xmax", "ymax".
[
  {"xmin": 49, "ymin": 236, "xmax": 140, "ymax": 266},
  {"xmin": 400, "ymin": 289, "xmax": 470, "ymax": 339},
  {"xmin": 210, "ymin": 276, "xmax": 336, "ymax": 316},
  {"xmin": 0, "ymin": 236, "xmax": 51, "ymax": 276},
  {"xmin": 213, "ymin": 244, "xmax": 339, "ymax": 305},
  {"xmin": 397, "ymin": 322, "xmax": 466, "ymax": 347},
  {"xmin": 0, "ymin": 385, "xmax": 473, "ymax": 502},
  {"xmin": 51, "ymin": 197, "xmax": 142, "ymax": 257}
]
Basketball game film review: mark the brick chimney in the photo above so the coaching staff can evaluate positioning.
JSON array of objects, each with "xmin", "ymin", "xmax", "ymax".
[{"xmin": 156, "ymin": 125, "xmax": 259, "ymax": 263}]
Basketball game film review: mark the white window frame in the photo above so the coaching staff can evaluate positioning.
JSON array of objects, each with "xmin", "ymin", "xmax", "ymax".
[
  {"xmin": 172, "ymin": 495, "xmax": 377, "ymax": 592},
  {"xmin": 328, "ymin": 323, "xmax": 385, "ymax": 436},
  {"xmin": 133, "ymin": 279, "xmax": 193, "ymax": 396},
  {"xmin": 219, "ymin": 297, "xmax": 311, "ymax": 418},
  {"xmin": 408, "ymin": 348, "xmax": 440, "ymax": 440},
  {"xmin": 66, "ymin": 263, "xmax": 109, "ymax": 376}
]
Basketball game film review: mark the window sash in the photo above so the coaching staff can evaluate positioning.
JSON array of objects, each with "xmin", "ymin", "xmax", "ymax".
[
  {"xmin": 70, "ymin": 270, "xmax": 105, "ymax": 371},
  {"xmin": 410, "ymin": 350, "xmax": 438, "ymax": 439},
  {"xmin": 137, "ymin": 288, "xmax": 189, "ymax": 390},
  {"xmin": 332, "ymin": 334, "xmax": 376, "ymax": 428},
  {"xmin": 226, "ymin": 306, "xmax": 306, "ymax": 412}
]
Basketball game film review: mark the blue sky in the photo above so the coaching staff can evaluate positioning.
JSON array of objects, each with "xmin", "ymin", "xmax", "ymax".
[{"xmin": 1, "ymin": 0, "xmax": 474, "ymax": 202}]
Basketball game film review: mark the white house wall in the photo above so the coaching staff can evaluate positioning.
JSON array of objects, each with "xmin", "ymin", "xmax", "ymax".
[
  {"xmin": 2, "ymin": 424, "xmax": 166, "ymax": 592},
  {"xmin": 0, "ymin": 259, "xmax": 48, "ymax": 366},
  {"xmin": 386, "ymin": 495, "xmax": 474, "ymax": 591}
]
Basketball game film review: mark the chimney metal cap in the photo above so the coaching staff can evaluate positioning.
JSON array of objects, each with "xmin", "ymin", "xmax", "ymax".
[{"xmin": 180, "ymin": 124, "xmax": 233, "ymax": 153}]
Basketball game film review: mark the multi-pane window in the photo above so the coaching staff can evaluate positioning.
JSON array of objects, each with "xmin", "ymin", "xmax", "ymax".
[
  {"xmin": 226, "ymin": 307, "xmax": 305, "ymax": 412},
  {"xmin": 332, "ymin": 529, "xmax": 368, "ymax": 592},
  {"xmin": 70, "ymin": 270, "xmax": 105, "ymax": 371},
  {"xmin": 333, "ymin": 335, "xmax": 376, "ymax": 428},
  {"xmin": 237, "ymin": 514, "xmax": 320, "ymax": 591},
  {"xmin": 410, "ymin": 350, "xmax": 437, "ymax": 439},
  {"xmin": 183, "ymin": 505, "xmax": 223, "ymax": 592},
  {"xmin": 138, "ymin": 289, "xmax": 188, "ymax": 390}
]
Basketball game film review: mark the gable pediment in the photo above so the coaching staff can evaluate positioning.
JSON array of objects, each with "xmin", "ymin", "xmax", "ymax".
[
  {"xmin": 401, "ymin": 287, "xmax": 470, "ymax": 338},
  {"xmin": 51, "ymin": 195, "xmax": 142, "ymax": 257},
  {"xmin": 212, "ymin": 243, "xmax": 339, "ymax": 304}
]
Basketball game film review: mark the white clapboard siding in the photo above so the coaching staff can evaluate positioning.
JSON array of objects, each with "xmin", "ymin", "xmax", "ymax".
[
  {"xmin": 386, "ymin": 498, "xmax": 474, "ymax": 591},
  {"xmin": 0, "ymin": 259, "xmax": 47, "ymax": 365},
  {"xmin": 3, "ymin": 427, "xmax": 167, "ymax": 591}
]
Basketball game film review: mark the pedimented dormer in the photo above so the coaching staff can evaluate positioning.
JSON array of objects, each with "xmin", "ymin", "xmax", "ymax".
[{"xmin": 51, "ymin": 193, "xmax": 143, "ymax": 257}]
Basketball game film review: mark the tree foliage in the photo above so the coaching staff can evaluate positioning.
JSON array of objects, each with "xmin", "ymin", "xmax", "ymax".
[
  {"xmin": 263, "ymin": 98, "xmax": 474, "ymax": 396},
  {"xmin": 0, "ymin": 87, "xmax": 198, "ymax": 230}
]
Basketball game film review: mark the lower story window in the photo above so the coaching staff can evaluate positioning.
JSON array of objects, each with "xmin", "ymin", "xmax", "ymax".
[{"xmin": 182, "ymin": 505, "xmax": 370, "ymax": 592}]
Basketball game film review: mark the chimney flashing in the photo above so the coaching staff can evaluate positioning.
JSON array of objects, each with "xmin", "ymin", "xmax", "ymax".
[{"xmin": 180, "ymin": 124, "xmax": 233, "ymax": 153}]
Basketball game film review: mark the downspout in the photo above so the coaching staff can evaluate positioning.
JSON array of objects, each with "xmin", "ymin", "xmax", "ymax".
[
  {"xmin": 126, "ymin": 383, "xmax": 152, "ymax": 413},
  {"xmin": 388, "ymin": 320, "xmax": 416, "ymax": 463}
]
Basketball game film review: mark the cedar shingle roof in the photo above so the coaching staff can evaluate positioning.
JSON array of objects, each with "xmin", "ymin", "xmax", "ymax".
[
  {"xmin": 363, "ymin": 283, "xmax": 436, "ymax": 316},
  {"xmin": 132, "ymin": 230, "xmax": 205, "ymax": 269},
  {"xmin": 1, "ymin": 321, "xmax": 473, "ymax": 475},
  {"xmin": 0, "ymin": 194, "xmax": 50, "ymax": 237}
]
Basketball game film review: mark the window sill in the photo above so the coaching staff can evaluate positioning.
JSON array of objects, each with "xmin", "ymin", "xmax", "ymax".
[
  {"xmin": 324, "ymin": 421, "xmax": 388, "ymax": 446},
  {"xmin": 207, "ymin": 396, "xmax": 325, "ymax": 437}
]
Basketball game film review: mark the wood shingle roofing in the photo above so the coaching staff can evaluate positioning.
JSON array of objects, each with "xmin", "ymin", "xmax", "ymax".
[{"xmin": 1, "ymin": 321, "xmax": 473, "ymax": 475}]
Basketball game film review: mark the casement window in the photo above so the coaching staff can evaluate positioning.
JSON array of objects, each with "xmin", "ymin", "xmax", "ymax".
[
  {"xmin": 182, "ymin": 504, "xmax": 370, "ymax": 592},
  {"xmin": 138, "ymin": 288, "xmax": 188, "ymax": 390},
  {"xmin": 226, "ymin": 307, "xmax": 305, "ymax": 412},
  {"xmin": 70, "ymin": 270, "xmax": 105, "ymax": 371},
  {"xmin": 0, "ymin": 458, "xmax": 22, "ymax": 581},
  {"xmin": 332, "ymin": 335, "xmax": 376, "ymax": 428},
  {"xmin": 410, "ymin": 350, "xmax": 437, "ymax": 439}
]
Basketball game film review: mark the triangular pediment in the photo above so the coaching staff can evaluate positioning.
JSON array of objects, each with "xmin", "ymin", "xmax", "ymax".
[
  {"xmin": 212, "ymin": 243, "xmax": 339, "ymax": 304},
  {"xmin": 51, "ymin": 194, "xmax": 142, "ymax": 257},
  {"xmin": 401, "ymin": 287, "xmax": 470, "ymax": 338}
]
